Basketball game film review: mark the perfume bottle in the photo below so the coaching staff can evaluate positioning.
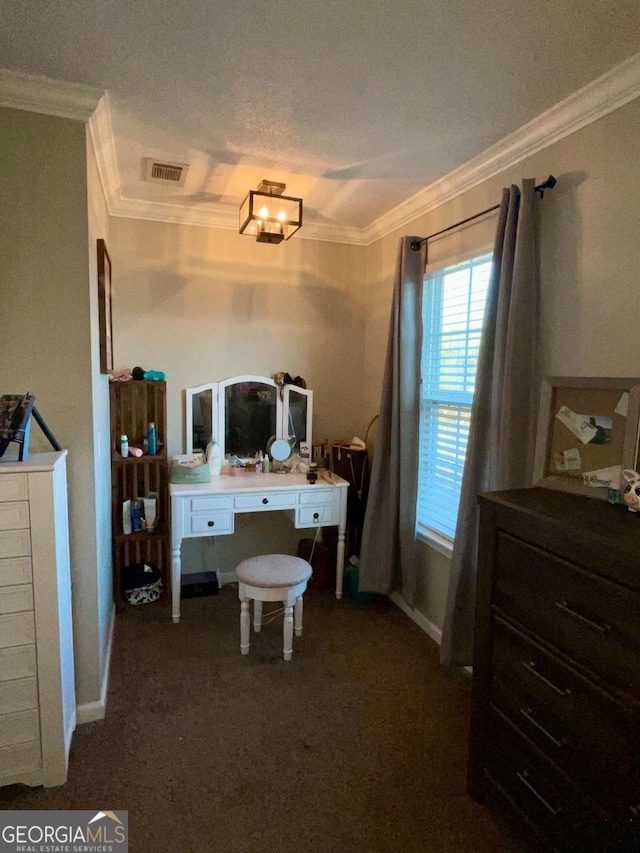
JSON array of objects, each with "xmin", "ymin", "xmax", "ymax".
[{"xmin": 147, "ymin": 422, "xmax": 157, "ymax": 456}]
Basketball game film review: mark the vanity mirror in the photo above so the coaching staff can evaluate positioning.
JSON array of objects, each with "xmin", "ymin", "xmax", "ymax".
[{"xmin": 185, "ymin": 375, "xmax": 313, "ymax": 459}]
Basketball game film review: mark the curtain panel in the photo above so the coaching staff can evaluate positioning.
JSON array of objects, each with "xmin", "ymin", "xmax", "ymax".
[
  {"xmin": 440, "ymin": 179, "xmax": 540, "ymax": 668},
  {"xmin": 359, "ymin": 237, "xmax": 426, "ymax": 606}
]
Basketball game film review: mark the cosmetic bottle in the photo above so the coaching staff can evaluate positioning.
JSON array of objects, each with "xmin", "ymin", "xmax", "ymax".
[
  {"xmin": 208, "ymin": 438, "xmax": 222, "ymax": 476},
  {"xmin": 120, "ymin": 434, "xmax": 129, "ymax": 458},
  {"xmin": 263, "ymin": 453, "xmax": 271, "ymax": 474},
  {"xmin": 147, "ymin": 422, "xmax": 157, "ymax": 456}
]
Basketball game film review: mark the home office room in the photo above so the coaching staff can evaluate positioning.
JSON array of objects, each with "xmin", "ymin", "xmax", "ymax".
[{"xmin": 1, "ymin": 2, "xmax": 639, "ymax": 851}]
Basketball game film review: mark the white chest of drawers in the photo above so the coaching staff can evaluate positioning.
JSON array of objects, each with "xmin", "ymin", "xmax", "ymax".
[{"xmin": 0, "ymin": 451, "xmax": 75, "ymax": 788}]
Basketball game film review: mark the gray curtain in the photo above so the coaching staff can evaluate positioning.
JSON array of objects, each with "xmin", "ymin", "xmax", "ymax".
[
  {"xmin": 440, "ymin": 179, "xmax": 540, "ymax": 667},
  {"xmin": 359, "ymin": 236, "xmax": 426, "ymax": 606}
]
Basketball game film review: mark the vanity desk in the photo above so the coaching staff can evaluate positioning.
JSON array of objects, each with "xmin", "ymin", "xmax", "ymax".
[{"xmin": 170, "ymin": 471, "xmax": 348, "ymax": 622}]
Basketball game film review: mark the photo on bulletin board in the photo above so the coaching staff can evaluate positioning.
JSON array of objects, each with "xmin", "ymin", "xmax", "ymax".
[{"xmin": 533, "ymin": 376, "xmax": 640, "ymax": 499}]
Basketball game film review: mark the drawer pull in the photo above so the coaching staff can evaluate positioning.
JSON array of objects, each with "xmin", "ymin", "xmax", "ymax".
[
  {"xmin": 520, "ymin": 707, "xmax": 565, "ymax": 747},
  {"xmin": 554, "ymin": 599, "xmax": 611, "ymax": 634},
  {"xmin": 262, "ymin": 498, "xmax": 269, "ymax": 505},
  {"xmin": 207, "ymin": 521, "xmax": 215, "ymax": 527},
  {"xmin": 522, "ymin": 661, "xmax": 571, "ymax": 697},
  {"xmin": 516, "ymin": 770, "xmax": 561, "ymax": 816},
  {"xmin": 313, "ymin": 512, "xmax": 319, "ymax": 522}
]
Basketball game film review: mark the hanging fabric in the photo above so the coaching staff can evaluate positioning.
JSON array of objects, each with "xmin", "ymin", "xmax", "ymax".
[
  {"xmin": 359, "ymin": 236, "xmax": 426, "ymax": 606},
  {"xmin": 440, "ymin": 178, "xmax": 540, "ymax": 667}
]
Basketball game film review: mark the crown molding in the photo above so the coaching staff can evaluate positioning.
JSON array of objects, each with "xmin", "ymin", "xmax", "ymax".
[
  {"xmin": 0, "ymin": 68, "xmax": 103, "ymax": 121},
  {"xmin": 87, "ymin": 95, "xmax": 121, "ymax": 209},
  {"xmin": 362, "ymin": 51, "xmax": 640, "ymax": 246}
]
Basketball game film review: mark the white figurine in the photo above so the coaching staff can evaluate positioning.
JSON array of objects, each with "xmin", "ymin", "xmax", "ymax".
[{"xmin": 621, "ymin": 469, "xmax": 640, "ymax": 512}]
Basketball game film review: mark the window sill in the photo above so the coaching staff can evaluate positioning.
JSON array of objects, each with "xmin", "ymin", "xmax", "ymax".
[{"xmin": 415, "ymin": 524, "xmax": 454, "ymax": 559}]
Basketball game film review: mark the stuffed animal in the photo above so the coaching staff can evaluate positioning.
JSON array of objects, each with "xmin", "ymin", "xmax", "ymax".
[{"xmin": 622, "ymin": 469, "xmax": 640, "ymax": 512}]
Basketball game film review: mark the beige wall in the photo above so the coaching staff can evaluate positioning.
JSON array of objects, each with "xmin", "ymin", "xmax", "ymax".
[
  {"xmin": 0, "ymin": 107, "xmax": 109, "ymax": 707},
  {"xmin": 109, "ymin": 217, "xmax": 367, "ymax": 572},
  {"xmin": 363, "ymin": 98, "xmax": 640, "ymax": 630}
]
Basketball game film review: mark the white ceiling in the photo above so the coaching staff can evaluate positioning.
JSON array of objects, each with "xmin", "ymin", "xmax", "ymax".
[{"xmin": 1, "ymin": 0, "xmax": 639, "ymax": 240}]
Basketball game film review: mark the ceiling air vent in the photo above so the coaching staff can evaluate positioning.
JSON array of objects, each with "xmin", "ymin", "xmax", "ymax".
[{"xmin": 144, "ymin": 158, "xmax": 188, "ymax": 187}]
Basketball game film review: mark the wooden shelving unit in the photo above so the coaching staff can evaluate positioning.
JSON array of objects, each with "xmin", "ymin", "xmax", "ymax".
[{"xmin": 109, "ymin": 380, "xmax": 169, "ymax": 606}]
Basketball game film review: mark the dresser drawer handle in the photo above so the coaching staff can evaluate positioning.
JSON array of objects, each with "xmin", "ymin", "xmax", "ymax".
[
  {"xmin": 516, "ymin": 770, "xmax": 561, "ymax": 816},
  {"xmin": 520, "ymin": 707, "xmax": 565, "ymax": 748},
  {"xmin": 208, "ymin": 521, "xmax": 215, "ymax": 527},
  {"xmin": 523, "ymin": 661, "xmax": 571, "ymax": 697},
  {"xmin": 554, "ymin": 599, "xmax": 611, "ymax": 634},
  {"xmin": 262, "ymin": 498, "xmax": 269, "ymax": 505}
]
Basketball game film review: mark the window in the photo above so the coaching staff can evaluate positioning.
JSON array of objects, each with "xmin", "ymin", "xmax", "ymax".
[{"xmin": 416, "ymin": 253, "xmax": 492, "ymax": 552}]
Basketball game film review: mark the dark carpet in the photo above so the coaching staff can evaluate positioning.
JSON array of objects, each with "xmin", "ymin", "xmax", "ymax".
[{"xmin": 0, "ymin": 587, "xmax": 518, "ymax": 853}]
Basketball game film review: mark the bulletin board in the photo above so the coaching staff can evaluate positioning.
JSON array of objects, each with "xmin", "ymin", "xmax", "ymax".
[{"xmin": 533, "ymin": 377, "xmax": 640, "ymax": 499}]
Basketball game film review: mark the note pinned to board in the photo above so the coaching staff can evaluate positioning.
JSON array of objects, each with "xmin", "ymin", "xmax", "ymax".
[
  {"xmin": 555, "ymin": 405, "xmax": 598, "ymax": 444},
  {"xmin": 581, "ymin": 465, "xmax": 622, "ymax": 488},
  {"xmin": 615, "ymin": 392, "xmax": 629, "ymax": 417},
  {"xmin": 563, "ymin": 448, "xmax": 582, "ymax": 470}
]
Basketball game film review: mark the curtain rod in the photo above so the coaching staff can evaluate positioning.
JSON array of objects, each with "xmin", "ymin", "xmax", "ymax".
[{"xmin": 409, "ymin": 175, "xmax": 557, "ymax": 252}]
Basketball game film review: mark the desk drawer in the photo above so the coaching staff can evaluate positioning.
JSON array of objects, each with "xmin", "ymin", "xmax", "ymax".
[
  {"xmin": 494, "ymin": 531, "xmax": 640, "ymax": 700},
  {"xmin": 0, "ymin": 645, "xmax": 37, "ymax": 682},
  {"xmin": 297, "ymin": 505, "xmax": 338, "ymax": 526},
  {"xmin": 0, "ymin": 585, "xmax": 33, "ymax": 615},
  {"xmin": 0, "ymin": 530, "xmax": 31, "ymax": 560},
  {"xmin": 189, "ymin": 513, "xmax": 233, "ymax": 535},
  {"xmin": 0, "ymin": 502, "xmax": 30, "ymax": 531},
  {"xmin": 0, "ymin": 709, "xmax": 40, "ymax": 748},
  {"xmin": 0, "ymin": 557, "xmax": 32, "ymax": 588},
  {"xmin": 0, "ymin": 475, "xmax": 28, "ymax": 503},
  {"xmin": 299, "ymin": 489, "xmax": 333, "ymax": 506},
  {"xmin": 0, "ymin": 677, "xmax": 38, "ymax": 715},
  {"xmin": 234, "ymin": 492, "xmax": 296, "ymax": 510},
  {"xmin": 190, "ymin": 496, "xmax": 231, "ymax": 513},
  {"xmin": 0, "ymin": 612, "xmax": 35, "ymax": 649}
]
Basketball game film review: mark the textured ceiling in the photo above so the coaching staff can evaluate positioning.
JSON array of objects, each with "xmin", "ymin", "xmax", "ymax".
[{"xmin": 1, "ymin": 0, "xmax": 639, "ymax": 231}]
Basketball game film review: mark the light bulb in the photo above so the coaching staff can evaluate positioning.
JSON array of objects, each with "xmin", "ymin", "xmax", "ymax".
[
  {"xmin": 258, "ymin": 205, "xmax": 269, "ymax": 219},
  {"xmin": 277, "ymin": 210, "xmax": 286, "ymax": 222}
]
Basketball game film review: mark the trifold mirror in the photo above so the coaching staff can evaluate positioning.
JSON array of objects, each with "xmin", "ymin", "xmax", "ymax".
[{"xmin": 186, "ymin": 375, "xmax": 313, "ymax": 458}]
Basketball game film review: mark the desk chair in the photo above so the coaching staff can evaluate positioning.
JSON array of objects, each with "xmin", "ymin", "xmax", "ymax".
[{"xmin": 236, "ymin": 555, "xmax": 312, "ymax": 661}]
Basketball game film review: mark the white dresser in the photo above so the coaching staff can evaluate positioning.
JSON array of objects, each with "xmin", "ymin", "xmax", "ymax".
[{"xmin": 0, "ymin": 451, "xmax": 75, "ymax": 787}]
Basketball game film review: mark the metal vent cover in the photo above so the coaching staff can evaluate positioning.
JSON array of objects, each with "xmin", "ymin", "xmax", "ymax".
[{"xmin": 144, "ymin": 158, "xmax": 188, "ymax": 186}]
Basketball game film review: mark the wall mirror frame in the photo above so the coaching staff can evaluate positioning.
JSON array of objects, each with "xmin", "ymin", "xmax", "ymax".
[
  {"xmin": 533, "ymin": 375, "xmax": 640, "ymax": 499},
  {"xmin": 185, "ymin": 375, "xmax": 313, "ymax": 459}
]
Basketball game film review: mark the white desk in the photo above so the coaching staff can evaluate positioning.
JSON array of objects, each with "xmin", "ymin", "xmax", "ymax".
[{"xmin": 170, "ymin": 472, "xmax": 349, "ymax": 622}]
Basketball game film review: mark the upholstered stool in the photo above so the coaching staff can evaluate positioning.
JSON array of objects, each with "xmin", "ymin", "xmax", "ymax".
[{"xmin": 236, "ymin": 555, "xmax": 312, "ymax": 661}]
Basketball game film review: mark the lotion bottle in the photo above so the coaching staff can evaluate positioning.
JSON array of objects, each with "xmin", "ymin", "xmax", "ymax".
[{"xmin": 208, "ymin": 438, "xmax": 223, "ymax": 476}]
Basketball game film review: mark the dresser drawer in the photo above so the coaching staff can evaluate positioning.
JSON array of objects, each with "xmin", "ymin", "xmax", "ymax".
[
  {"xmin": 0, "ymin": 557, "xmax": 32, "ymax": 587},
  {"xmin": 0, "ymin": 709, "xmax": 40, "ymax": 748},
  {"xmin": 0, "ymin": 612, "xmax": 35, "ymax": 648},
  {"xmin": 189, "ymin": 496, "xmax": 231, "ymax": 513},
  {"xmin": 234, "ymin": 492, "xmax": 296, "ymax": 510},
  {"xmin": 0, "ymin": 502, "xmax": 30, "ymax": 531},
  {"xmin": 0, "ymin": 676, "xmax": 38, "ymax": 715},
  {"xmin": 484, "ymin": 710, "xmax": 615, "ymax": 851},
  {"xmin": 0, "ymin": 740, "xmax": 41, "ymax": 776},
  {"xmin": 490, "ymin": 616, "xmax": 640, "ymax": 816},
  {"xmin": 189, "ymin": 512, "xmax": 233, "ymax": 535},
  {"xmin": 494, "ymin": 532, "xmax": 640, "ymax": 700},
  {"xmin": 0, "ymin": 645, "xmax": 37, "ymax": 682},
  {"xmin": 0, "ymin": 584, "xmax": 33, "ymax": 615},
  {"xmin": 0, "ymin": 529, "xmax": 31, "ymax": 560},
  {"xmin": 298, "ymin": 489, "xmax": 333, "ymax": 506},
  {"xmin": 0, "ymin": 475, "xmax": 28, "ymax": 503}
]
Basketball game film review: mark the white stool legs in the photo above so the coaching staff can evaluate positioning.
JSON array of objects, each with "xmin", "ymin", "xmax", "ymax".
[
  {"xmin": 283, "ymin": 603, "xmax": 294, "ymax": 661},
  {"xmin": 240, "ymin": 598, "xmax": 250, "ymax": 655},
  {"xmin": 294, "ymin": 594, "xmax": 303, "ymax": 637},
  {"xmin": 237, "ymin": 577, "xmax": 309, "ymax": 661},
  {"xmin": 253, "ymin": 600, "xmax": 263, "ymax": 633}
]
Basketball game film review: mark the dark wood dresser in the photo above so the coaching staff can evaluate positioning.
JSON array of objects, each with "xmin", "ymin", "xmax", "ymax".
[{"xmin": 469, "ymin": 488, "xmax": 640, "ymax": 852}]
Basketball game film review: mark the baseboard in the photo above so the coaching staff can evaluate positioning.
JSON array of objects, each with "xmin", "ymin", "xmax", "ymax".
[
  {"xmin": 389, "ymin": 592, "xmax": 443, "ymax": 645},
  {"xmin": 76, "ymin": 601, "xmax": 115, "ymax": 725},
  {"xmin": 217, "ymin": 570, "xmax": 237, "ymax": 587}
]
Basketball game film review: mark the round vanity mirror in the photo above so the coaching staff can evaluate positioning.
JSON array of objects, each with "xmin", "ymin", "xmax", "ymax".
[{"xmin": 270, "ymin": 438, "xmax": 292, "ymax": 462}]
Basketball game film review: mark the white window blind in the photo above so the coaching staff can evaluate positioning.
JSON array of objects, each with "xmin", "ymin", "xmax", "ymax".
[{"xmin": 417, "ymin": 254, "xmax": 492, "ymax": 544}]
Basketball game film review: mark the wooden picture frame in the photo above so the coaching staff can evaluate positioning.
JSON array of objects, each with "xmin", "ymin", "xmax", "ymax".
[
  {"xmin": 533, "ymin": 376, "xmax": 640, "ymax": 499},
  {"xmin": 97, "ymin": 239, "xmax": 113, "ymax": 374}
]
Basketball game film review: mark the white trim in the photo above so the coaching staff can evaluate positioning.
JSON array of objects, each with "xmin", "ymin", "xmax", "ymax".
[
  {"xmin": 0, "ymin": 68, "xmax": 103, "ymax": 121},
  {"xmin": 76, "ymin": 601, "xmax": 115, "ymax": 725},
  {"xmin": 416, "ymin": 525, "xmax": 454, "ymax": 560},
  {"xmin": 87, "ymin": 94, "xmax": 121, "ymax": 209},
  {"xmin": 361, "ymin": 51, "xmax": 640, "ymax": 246},
  {"xmin": 390, "ymin": 592, "xmax": 442, "ymax": 645},
  {"xmin": 424, "ymin": 245, "xmax": 494, "ymax": 275}
]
